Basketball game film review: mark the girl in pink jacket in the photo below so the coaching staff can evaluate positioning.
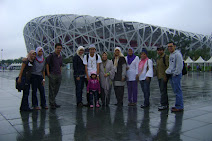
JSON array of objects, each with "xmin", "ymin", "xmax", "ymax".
[{"xmin": 87, "ymin": 71, "xmax": 101, "ymax": 108}]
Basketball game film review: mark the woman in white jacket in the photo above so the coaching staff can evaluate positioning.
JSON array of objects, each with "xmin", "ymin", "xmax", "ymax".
[
  {"xmin": 125, "ymin": 48, "xmax": 139, "ymax": 106},
  {"xmin": 136, "ymin": 48, "xmax": 153, "ymax": 108}
]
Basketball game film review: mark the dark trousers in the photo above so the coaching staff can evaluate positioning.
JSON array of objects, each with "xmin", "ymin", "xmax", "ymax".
[
  {"xmin": 20, "ymin": 81, "xmax": 30, "ymax": 110},
  {"xmin": 114, "ymin": 86, "xmax": 124, "ymax": 105},
  {"xmin": 127, "ymin": 81, "xmax": 138, "ymax": 103},
  {"xmin": 31, "ymin": 74, "xmax": 46, "ymax": 108},
  {"xmin": 74, "ymin": 76, "xmax": 85, "ymax": 104},
  {"xmin": 140, "ymin": 78, "xmax": 151, "ymax": 106},
  {"xmin": 89, "ymin": 90, "xmax": 99, "ymax": 105},
  {"xmin": 158, "ymin": 79, "xmax": 168, "ymax": 106},
  {"xmin": 49, "ymin": 74, "xmax": 62, "ymax": 105},
  {"xmin": 85, "ymin": 79, "xmax": 90, "ymax": 104}
]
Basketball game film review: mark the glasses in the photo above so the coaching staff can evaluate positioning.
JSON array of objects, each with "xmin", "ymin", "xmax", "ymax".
[{"xmin": 168, "ymin": 46, "xmax": 174, "ymax": 48}]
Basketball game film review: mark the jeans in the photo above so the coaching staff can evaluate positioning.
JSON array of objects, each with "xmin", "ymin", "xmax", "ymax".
[
  {"xmin": 170, "ymin": 74, "xmax": 184, "ymax": 109},
  {"xmin": 31, "ymin": 74, "xmax": 46, "ymax": 108},
  {"xmin": 89, "ymin": 90, "xmax": 99, "ymax": 105},
  {"xmin": 127, "ymin": 81, "xmax": 138, "ymax": 103},
  {"xmin": 49, "ymin": 74, "xmax": 62, "ymax": 105},
  {"xmin": 140, "ymin": 78, "xmax": 151, "ymax": 106},
  {"xmin": 20, "ymin": 80, "xmax": 30, "ymax": 110},
  {"xmin": 74, "ymin": 76, "xmax": 85, "ymax": 104},
  {"xmin": 158, "ymin": 78, "xmax": 168, "ymax": 106}
]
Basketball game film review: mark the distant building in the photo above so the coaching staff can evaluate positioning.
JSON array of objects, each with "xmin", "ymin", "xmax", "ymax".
[{"xmin": 23, "ymin": 14, "xmax": 212, "ymax": 57}]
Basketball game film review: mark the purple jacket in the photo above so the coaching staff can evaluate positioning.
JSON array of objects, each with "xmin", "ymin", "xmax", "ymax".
[{"xmin": 87, "ymin": 79, "xmax": 100, "ymax": 92}]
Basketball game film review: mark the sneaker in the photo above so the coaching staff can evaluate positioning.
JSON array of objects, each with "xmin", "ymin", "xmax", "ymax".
[
  {"xmin": 171, "ymin": 108, "xmax": 184, "ymax": 112},
  {"xmin": 132, "ymin": 103, "xmax": 137, "ymax": 106},
  {"xmin": 140, "ymin": 104, "xmax": 149, "ymax": 108},
  {"xmin": 90, "ymin": 105, "xmax": 94, "ymax": 108},
  {"xmin": 84, "ymin": 103, "xmax": 90, "ymax": 107},
  {"xmin": 77, "ymin": 102, "xmax": 83, "ymax": 107},
  {"xmin": 42, "ymin": 106, "xmax": 48, "ymax": 109},
  {"xmin": 158, "ymin": 105, "xmax": 168, "ymax": 111},
  {"xmin": 20, "ymin": 108, "xmax": 33, "ymax": 112},
  {"xmin": 55, "ymin": 104, "xmax": 61, "ymax": 108},
  {"xmin": 128, "ymin": 103, "xmax": 133, "ymax": 106},
  {"xmin": 34, "ymin": 107, "xmax": 41, "ymax": 110},
  {"xmin": 50, "ymin": 105, "xmax": 56, "ymax": 109},
  {"xmin": 96, "ymin": 104, "xmax": 100, "ymax": 108}
]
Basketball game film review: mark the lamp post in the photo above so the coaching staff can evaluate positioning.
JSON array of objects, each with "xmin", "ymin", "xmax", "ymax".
[{"xmin": 0, "ymin": 49, "xmax": 2, "ymax": 61}]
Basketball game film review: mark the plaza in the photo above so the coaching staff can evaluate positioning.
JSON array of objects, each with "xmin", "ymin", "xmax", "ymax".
[{"xmin": 0, "ymin": 70, "xmax": 212, "ymax": 141}]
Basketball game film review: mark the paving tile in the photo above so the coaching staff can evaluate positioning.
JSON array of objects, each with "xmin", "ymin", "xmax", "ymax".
[
  {"xmin": 0, "ymin": 71, "xmax": 212, "ymax": 141},
  {"xmin": 0, "ymin": 120, "xmax": 17, "ymax": 135},
  {"xmin": 183, "ymin": 124, "xmax": 212, "ymax": 141},
  {"xmin": 191, "ymin": 113, "xmax": 212, "ymax": 124}
]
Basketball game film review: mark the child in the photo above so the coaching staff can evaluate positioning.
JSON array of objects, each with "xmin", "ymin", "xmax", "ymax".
[{"xmin": 87, "ymin": 71, "xmax": 101, "ymax": 108}]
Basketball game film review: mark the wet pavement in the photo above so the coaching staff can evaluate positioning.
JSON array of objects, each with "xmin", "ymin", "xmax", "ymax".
[{"xmin": 0, "ymin": 70, "xmax": 212, "ymax": 141}]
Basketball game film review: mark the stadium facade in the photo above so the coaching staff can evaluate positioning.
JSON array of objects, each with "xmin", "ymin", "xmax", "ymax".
[{"xmin": 23, "ymin": 14, "xmax": 212, "ymax": 58}]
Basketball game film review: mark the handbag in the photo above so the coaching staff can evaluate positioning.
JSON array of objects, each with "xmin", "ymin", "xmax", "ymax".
[{"xmin": 15, "ymin": 77, "xmax": 26, "ymax": 92}]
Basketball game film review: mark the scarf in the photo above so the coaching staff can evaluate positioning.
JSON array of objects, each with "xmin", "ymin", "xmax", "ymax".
[
  {"xmin": 138, "ymin": 57, "xmax": 149, "ymax": 76},
  {"xmin": 114, "ymin": 56, "xmax": 119, "ymax": 67},
  {"xmin": 35, "ymin": 47, "xmax": 44, "ymax": 63},
  {"xmin": 127, "ymin": 48, "xmax": 136, "ymax": 65}
]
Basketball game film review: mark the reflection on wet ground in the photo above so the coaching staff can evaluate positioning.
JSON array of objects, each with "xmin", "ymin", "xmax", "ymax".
[{"xmin": 0, "ymin": 70, "xmax": 212, "ymax": 141}]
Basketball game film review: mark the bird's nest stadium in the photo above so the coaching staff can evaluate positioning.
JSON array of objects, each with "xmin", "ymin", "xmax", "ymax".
[{"xmin": 23, "ymin": 14, "xmax": 212, "ymax": 57}]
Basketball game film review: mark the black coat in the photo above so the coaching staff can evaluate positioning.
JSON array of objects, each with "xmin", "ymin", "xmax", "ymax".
[
  {"xmin": 112, "ymin": 56, "xmax": 126, "ymax": 81},
  {"xmin": 73, "ymin": 55, "xmax": 85, "ymax": 77}
]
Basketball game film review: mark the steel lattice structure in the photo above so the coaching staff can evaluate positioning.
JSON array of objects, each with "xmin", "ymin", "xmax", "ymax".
[{"xmin": 23, "ymin": 14, "xmax": 212, "ymax": 57}]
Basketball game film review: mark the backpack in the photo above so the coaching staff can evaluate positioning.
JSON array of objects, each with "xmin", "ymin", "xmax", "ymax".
[
  {"xmin": 182, "ymin": 61, "xmax": 187, "ymax": 75},
  {"xmin": 86, "ymin": 54, "xmax": 98, "ymax": 63}
]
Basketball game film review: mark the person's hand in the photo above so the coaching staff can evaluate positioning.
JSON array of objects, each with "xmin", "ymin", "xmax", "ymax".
[
  {"xmin": 136, "ymin": 75, "xmax": 139, "ymax": 81},
  {"xmin": 99, "ymin": 91, "xmax": 101, "ymax": 94},
  {"xmin": 121, "ymin": 77, "xmax": 125, "ymax": 81},
  {"xmin": 104, "ymin": 73, "xmax": 108, "ymax": 77},
  {"xmin": 87, "ymin": 77, "xmax": 90, "ymax": 81},
  {"xmin": 18, "ymin": 77, "xmax": 21, "ymax": 84},
  {"xmin": 164, "ymin": 77, "xmax": 167, "ymax": 82},
  {"xmin": 146, "ymin": 77, "xmax": 150, "ymax": 82},
  {"xmin": 76, "ymin": 77, "xmax": 80, "ymax": 81},
  {"xmin": 126, "ymin": 66, "xmax": 129, "ymax": 70},
  {"xmin": 42, "ymin": 80, "xmax": 45, "ymax": 86},
  {"xmin": 87, "ymin": 91, "xmax": 89, "ymax": 94}
]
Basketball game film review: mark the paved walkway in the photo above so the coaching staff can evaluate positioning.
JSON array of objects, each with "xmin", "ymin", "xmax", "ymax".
[{"xmin": 0, "ymin": 70, "xmax": 212, "ymax": 141}]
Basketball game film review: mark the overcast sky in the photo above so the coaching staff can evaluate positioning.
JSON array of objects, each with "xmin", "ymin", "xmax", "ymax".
[{"xmin": 0, "ymin": 0, "xmax": 212, "ymax": 59}]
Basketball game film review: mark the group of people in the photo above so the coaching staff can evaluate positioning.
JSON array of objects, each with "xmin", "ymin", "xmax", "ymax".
[
  {"xmin": 18, "ymin": 43, "xmax": 63, "ymax": 111},
  {"xmin": 17, "ymin": 41, "xmax": 184, "ymax": 112},
  {"xmin": 73, "ymin": 41, "xmax": 184, "ymax": 112}
]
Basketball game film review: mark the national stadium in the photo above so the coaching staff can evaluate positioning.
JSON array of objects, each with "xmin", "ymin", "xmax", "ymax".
[{"xmin": 23, "ymin": 14, "xmax": 212, "ymax": 58}]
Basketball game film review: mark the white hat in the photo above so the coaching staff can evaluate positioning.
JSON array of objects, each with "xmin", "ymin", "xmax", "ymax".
[{"xmin": 89, "ymin": 44, "xmax": 96, "ymax": 49}]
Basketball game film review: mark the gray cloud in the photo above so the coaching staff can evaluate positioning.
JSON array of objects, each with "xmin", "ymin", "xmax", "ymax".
[{"xmin": 1, "ymin": 0, "xmax": 211, "ymax": 59}]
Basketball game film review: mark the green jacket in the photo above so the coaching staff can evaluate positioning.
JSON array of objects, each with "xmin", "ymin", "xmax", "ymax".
[{"xmin": 156, "ymin": 53, "xmax": 169, "ymax": 79}]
